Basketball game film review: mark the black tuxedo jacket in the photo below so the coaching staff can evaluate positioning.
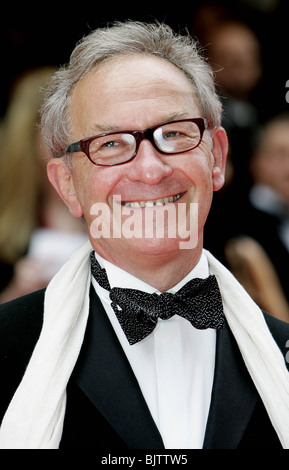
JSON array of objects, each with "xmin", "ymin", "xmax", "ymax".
[{"xmin": 0, "ymin": 286, "xmax": 289, "ymax": 449}]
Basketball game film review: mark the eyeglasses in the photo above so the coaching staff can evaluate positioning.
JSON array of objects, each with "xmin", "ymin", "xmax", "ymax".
[{"xmin": 66, "ymin": 117, "xmax": 208, "ymax": 166}]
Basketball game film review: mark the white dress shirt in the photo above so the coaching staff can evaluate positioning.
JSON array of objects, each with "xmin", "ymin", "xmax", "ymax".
[{"xmin": 91, "ymin": 251, "xmax": 216, "ymax": 449}]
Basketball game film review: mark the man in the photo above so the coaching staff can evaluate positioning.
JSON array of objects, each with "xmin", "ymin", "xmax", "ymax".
[{"xmin": 0, "ymin": 21, "xmax": 289, "ymax": 449}]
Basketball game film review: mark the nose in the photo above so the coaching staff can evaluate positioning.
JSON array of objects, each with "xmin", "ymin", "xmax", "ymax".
[{"xmin": 125, "ymin": 139, "xmax": 173, "ymax": 184}]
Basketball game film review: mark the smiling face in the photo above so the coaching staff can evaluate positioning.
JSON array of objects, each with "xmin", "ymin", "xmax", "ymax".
[{"xmin": 47, "ymin": 54, "xmax": 227, "ymax": 281}]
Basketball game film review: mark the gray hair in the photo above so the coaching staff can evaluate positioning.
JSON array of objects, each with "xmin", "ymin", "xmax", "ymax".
[{"xmin": 41, "ymin": 21, "xmax": 222, "ymax": 158}]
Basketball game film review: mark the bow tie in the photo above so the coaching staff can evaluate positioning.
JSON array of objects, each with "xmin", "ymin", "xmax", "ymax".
[{"xmin": 90, "ymin": 252, "xmax": 224, "ymax": 345}]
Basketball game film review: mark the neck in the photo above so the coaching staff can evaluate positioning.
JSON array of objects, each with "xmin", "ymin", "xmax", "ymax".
[{"xmin": 93, "ymin": 238, "xmax": 204, "ymax": 292}]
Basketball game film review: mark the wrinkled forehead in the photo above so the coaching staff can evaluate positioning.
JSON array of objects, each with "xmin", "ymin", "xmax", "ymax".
[
  {"xmin": 72, "ymin": 54, "xmax": 196, "ymax": 104},
  {"xmin": 69, "ymin": 54, "xmax": 201, "ymax": 136}
]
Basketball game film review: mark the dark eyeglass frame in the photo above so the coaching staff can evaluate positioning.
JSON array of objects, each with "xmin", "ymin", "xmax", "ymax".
[{"xmin": 65, "ymin": 117, "xmax": 208, "ymax": 166}]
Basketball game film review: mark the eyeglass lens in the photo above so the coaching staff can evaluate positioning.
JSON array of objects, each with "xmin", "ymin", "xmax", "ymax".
[{"xmin": 88, "ymin": 120, "xmax": 202, "ymax": 165}]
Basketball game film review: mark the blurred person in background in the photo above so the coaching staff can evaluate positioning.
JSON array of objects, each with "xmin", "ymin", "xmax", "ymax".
[
  {"xmin": 206, "ymin": 113, "xmax": 289, "ymax": 321},
  {"xmin": 0, "ymin": 68, "xmax": 87, "ymax": 302},
  {"xmin": 243, "ymin": 113, "xmax": 289, "ymax": 302},
  {"xmin": 203, "ymin": 18, "xmax": 262, "ymax": 263},
  {"xmin": 206, "ymin": 20, "xmax": 263, "ymax": 198}
]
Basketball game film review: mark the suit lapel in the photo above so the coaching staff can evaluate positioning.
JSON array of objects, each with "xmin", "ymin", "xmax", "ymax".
[
  {"xmin": 73, "ymin": 287, "xmax": 164, "ymax": 449},
  {"xmin": 72, "ymin": 289, "xmax": 259, "ymax": 449},
  {"xmin": 203, "ymin": 321, "xmax": 258, "ymax": 449}
]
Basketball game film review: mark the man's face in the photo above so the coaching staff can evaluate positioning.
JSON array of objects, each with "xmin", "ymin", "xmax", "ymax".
[
  {"xmin": 251, "ymin": 122, "xmax": 289, "ymax": 203},
  {"xmin": 48, "ymin": 55, "xmax": 227, "ymax": 269}
]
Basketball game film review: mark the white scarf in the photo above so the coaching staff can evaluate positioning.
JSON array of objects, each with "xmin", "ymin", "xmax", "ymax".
[{"xmin": 0, "ymin": 240, "xmax": 289, "ymax": 449}]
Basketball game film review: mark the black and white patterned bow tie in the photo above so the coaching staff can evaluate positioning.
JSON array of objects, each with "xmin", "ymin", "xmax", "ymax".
[{"xmin": 90, "ymin": 252, "xmax": 224, "ymax": 345}]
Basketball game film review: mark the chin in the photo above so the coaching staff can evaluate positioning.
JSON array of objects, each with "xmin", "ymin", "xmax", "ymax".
[{"xmin": 124, "ymin": 236, "xmax": 194, "ymax": 257}]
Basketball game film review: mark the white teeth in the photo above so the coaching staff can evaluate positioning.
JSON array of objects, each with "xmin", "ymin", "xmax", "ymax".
[{"xmin": 123, "ymin": 193, "xmax": 183, "ymax": 208}]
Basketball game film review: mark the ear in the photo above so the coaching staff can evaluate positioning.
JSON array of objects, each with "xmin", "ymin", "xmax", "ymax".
[
  {"xmin": 211, "ymin": 127, "xmax": 228, "ymax": 192},
  {"xmin": 46, "ymin": 158, "xmax": 83, "ymax": 218}
]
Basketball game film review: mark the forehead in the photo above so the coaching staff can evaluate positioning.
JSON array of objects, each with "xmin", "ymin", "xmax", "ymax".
[
  {"xmin": 102, "ymin": 54, "xmax": 192, "ymax": 86},
  {"xmin": 69, "ymin": 55, "xmax": 200, "ymax": 135}
]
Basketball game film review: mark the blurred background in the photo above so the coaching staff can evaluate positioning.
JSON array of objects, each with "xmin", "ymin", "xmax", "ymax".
[
  {"xmin": 1, "ymin": 0, "xmax": 288, "ymax": 119},
  {"xmin": 0, "ymin": 0, "xmax": 288, "ymax": 320}
]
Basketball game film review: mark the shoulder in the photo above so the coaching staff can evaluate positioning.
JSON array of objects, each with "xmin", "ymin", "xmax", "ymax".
[
  {"xmin": 0, "ymin": 289, "xmax": 45, "ymax": 357},
  {"xmin": 0, "ymin": 289, "xmax": 46, "ymax": 420}
]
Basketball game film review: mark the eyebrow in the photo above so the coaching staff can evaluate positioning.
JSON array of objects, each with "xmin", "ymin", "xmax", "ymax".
[
  {"xmin": 90, "ymin": 124, "xmax": 120, "ymax": 134},
  {"xmin": 90, "ymin": 112, "xmax": 192, "ymax": 135},
  {"xmin": 161, "ymin": 111, "xmax": 191, "ymax": 122}
]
